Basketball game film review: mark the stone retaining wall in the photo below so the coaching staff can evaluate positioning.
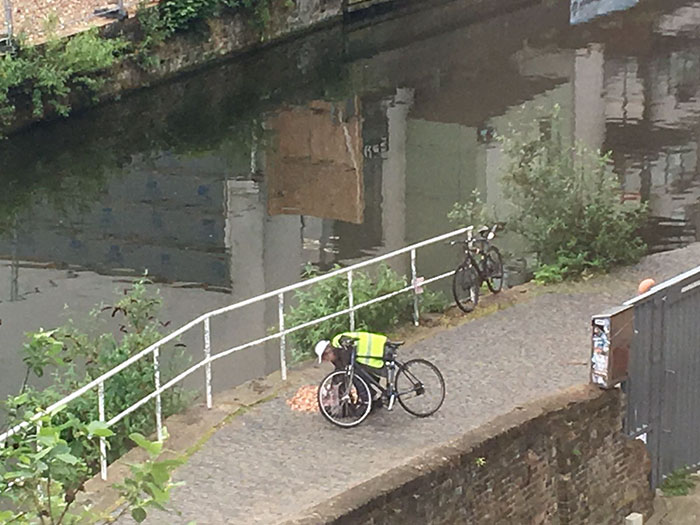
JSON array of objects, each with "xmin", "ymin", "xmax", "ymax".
[
  {"xmin": 5, "ymin": 0, "xmax": 548, "ymax": 134},
  {"xmin": 285, "ymin": 385, "xmax": 653, "ymax": 525},
  {"xmin": 5, "ymin": 0, "xmax": 344, "ymax": 134}
]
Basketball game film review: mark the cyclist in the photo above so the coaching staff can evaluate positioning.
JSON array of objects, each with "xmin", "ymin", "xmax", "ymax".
[{"xmin": 314, "ymin": 332, "xmax": 390, "ymax": 408}]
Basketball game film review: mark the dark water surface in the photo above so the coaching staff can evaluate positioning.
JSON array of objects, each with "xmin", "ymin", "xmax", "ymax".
[{"xmin": 2, "ymin": 0, "xmax": 700, "ymax": 404}]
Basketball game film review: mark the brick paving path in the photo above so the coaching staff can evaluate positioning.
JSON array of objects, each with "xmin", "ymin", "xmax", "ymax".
[{"xmin": 119, "ymin": 244, "xmax": 700, "ymax": 524}]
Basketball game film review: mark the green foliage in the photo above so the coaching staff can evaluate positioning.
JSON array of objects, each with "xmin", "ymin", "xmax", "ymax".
[
  {"xmin": 419, "ymin": 287, "xmax": 449, "ymax": 314},
  {"xmin": 0, "ymin": 412, "xmax": 96, "ymax": 524},
  {"xmin": 286, "ymin": 264, "xmax": 447, "ymax": 361},
  {"xmin": 0, "ymin": 27, "xmax": 126, "ymax": 126},
  {"xmin": 130, "ymin": 0, "xmax": 274, "ymax": 73},
  {"xmin": 114, "ymin": 430, "xmax": 185, "ymax": 522},
  {"xmin": 660, "ymin": 467, "xmax": 698, "ymax": 497},
  {"xmin": 135, "ymin": 1, "xmax": 171, "ymax": 67},
  {"xmin": 499, "ymin": 106, "xmax": 647, "ymax": 281},
  {"xmin": 448, "ymin": 189, "xmax": 491, "ymax": 227},
  {"xmin": 159, "ymin": 0, "xmax": 220, "ymax": 34},
  {"xmin": 3, "ymin": 277, "xmax": 192, "ymax": 472},
  {"xmin": 136, "ymin": 0, "xmax": 273, "ymax": 61},
  {"xmin": 0, "ymin": 0, "xmax": 279, "ymax": 125},
  {"xmin": 0, "ymin": 415, "xmax": 181, "ymax": 524}
]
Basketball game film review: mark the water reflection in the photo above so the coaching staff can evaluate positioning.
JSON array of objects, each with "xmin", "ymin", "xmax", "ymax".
[{"xmin": 2, "ymin": 0, "xmax": 700, "ymax": 403}]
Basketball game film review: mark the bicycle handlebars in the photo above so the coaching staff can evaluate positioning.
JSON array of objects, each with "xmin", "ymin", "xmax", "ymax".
[{"xmin": 448, "ymin": 223, "xmax": 503, "ymax": 246}]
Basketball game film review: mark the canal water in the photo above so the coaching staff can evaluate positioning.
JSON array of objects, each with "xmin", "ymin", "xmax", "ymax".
[{"xmin": 1, "ymin": 0, "xmax": 700, "ymax": 409}]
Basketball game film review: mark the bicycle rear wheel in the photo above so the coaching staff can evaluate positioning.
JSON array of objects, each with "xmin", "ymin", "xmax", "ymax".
[
  {"xmin": 395, "ymin": 359, "xmax": 445, "ymax": 417},
  {"xmin": 317, "ymin": 370, "xmax": 372, "ymax": 428},
  {"xmin": 485, "ymin": 246, "xmax": 504, "ymax": 293},
  {"xmin": 452, "ymin": 263, "xmax": 479, "ymax": 312}
]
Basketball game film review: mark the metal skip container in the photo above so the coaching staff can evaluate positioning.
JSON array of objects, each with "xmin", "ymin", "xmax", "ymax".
[{"xmin": 591, "ymin": 305, "xmax": 634, "ymax": 388}]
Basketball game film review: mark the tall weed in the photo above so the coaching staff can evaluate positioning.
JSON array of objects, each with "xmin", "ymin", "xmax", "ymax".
[
  {"xmin": 286, "ymin": 264, "xmax": 447, "ymax": 361},
  {"xmin": 3, "ymin": 277, "xmax": 192, "ymax": 469},
  {"xmin": 499, "ymin": 106, "xmax": 647, "ymax": 282}
]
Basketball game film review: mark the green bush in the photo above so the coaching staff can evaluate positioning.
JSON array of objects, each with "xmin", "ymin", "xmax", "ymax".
[
  {"xmin": 151, "ymin": 0, "xmax": 270, "ymax": 36},
  {"xmin": 0, "ymin": 0, "xmax": 277, "ymax": 125},
  {"xmin": 660, "ymin": 467, "xmax": 698, "ymax": 497},
  {"xmin": 286, "ymin": 264, "xmax": 447, "ymax": 362},
  {"xmin": 0, "ymin": 415, "xmax": 182, "ymax": 524},
  {"xmin": 0, "ymin": 26, "xmax": 126, "ymax": 126},
  {"xmin": 3, "ymin": 277, "xmax": 192, "ymax": 471},
  {"xmin": 447, "ymin": 189, "xmax": 491, "ymax": 227},
  {"xmin": 499, "ymin": 106, "xmax": 647, "ymax": 281},
  {"xmin": 159, "ymin": 0, "xmax": 220, "ymax": 33}
]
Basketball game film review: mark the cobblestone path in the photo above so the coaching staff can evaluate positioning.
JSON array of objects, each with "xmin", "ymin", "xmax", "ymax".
[{"xmin": 121, "ymin": 244, "xmax": 700, "ymax": 524}]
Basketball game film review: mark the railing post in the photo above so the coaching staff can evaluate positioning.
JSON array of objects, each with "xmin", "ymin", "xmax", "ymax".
[
  {"xmin": 98, "ymin": 381, "xmax": 108, "ymax": 480},
  {"xmin": 3, "ymin": 0, "xmax": 13, "ymax": 43},
  {"xmin": 203, "ymin": 317, "xmax": 212, "ymax": 409},
  {"xmin": 35, "ymin": 420, "xmax": 42, "ymax": 452},
  {"xmin": 278, "ymin": 292, "xmax": 287, "ymax": 381},
  {"xmin": 153, "ymin": 347, "xmax": 163, "ymax": 442},
  {"xmin": 410, "ymin": 249, "xmax": 419, "ymax": 326},
  {"xmin": 347, "ymin": 270, "xmax": 355, "ymax": 331}
]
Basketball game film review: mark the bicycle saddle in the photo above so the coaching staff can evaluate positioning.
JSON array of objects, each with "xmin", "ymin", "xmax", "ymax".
[{"xmin": 387, "ymin": 340, "xmax": 404, "ymax": 347}]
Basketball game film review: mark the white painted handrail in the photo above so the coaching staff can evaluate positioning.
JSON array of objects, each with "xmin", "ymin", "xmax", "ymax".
[{"xmin": 0, "ymin": 227, "xmax": 470, "ymax": 479}]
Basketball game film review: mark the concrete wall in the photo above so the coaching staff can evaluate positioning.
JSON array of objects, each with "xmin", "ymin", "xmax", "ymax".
[{"xmin": 284, "ymin": 385, "xmax": 654, "ymax": 525}]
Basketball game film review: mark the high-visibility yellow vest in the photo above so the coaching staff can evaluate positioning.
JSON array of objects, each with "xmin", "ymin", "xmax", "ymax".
[{"xmin": 332, "ymin": 331, "xmax": 387, "ymax": 369}]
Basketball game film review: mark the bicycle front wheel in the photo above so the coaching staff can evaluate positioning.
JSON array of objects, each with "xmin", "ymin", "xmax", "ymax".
[
  {"xmin": 317, "ymin": 370, "xmax": 372, "ymax": 428},
  {"xmin": 452, "ymin": 263, "xmax": 480, "ymax": 313},
  {"xmin": 485, "ymin": 246, "xmax": 504, "ymax": 293},
  {"xmin": 395, "ymin": 359, "xmax": 445, "ymax": 417}
]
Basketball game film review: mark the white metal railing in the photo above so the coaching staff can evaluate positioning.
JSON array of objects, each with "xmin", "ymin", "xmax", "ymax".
[{"xmin": 0, "ymin": 227, "xmax": 470, "ymax": 480}]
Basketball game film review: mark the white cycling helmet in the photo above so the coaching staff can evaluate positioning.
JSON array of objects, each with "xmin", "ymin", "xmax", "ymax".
[{"xmin": 314, "ymin": 340, "xmax": 330, "ymax": 364}]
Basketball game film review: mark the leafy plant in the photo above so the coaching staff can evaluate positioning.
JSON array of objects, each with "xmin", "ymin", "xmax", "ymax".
[
  {"xmin": 134, "ymin": 1, "xmax": 172, "ymax": 67},
  {"xmin": 159, "ymin": 0, "xmax": 220, "ymax": 34},
  {"xmin": 660, "ymin": 467, "xmax": 698, "ymax": 497},
  {"xmin": 498, "ymin": 106, "xmax": 647, "ymax": 281},
  {"xmin": 114, "ymin": 430, "xmax": 185, "ymax": 522},
  {"xmin": 418, "ymin": 287, "xmax": 449, "ymax": 314},
  {"xmin": 286, "ymin": 264, "xmax": 447, "ymax": 361},
  {"xmin": 0, "ymin": 414, "xmax": 181, "ymax": 524},
  {"xmin": 3, "ymin": 277, "xmax": 192, "ymax": 472},
  {"xmin": 143, "ymin": 0, "xmax": 273, "ymax": 48},
  {"xmin": 0, "ymin": 26, "xmax": 126, "ymax": 127},
  {"xmin": 448, "ymin": 189, "xmax": 491, "ymax": 227}
]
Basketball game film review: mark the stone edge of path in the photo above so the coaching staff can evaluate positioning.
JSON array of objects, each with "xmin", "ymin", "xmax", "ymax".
[{"xmin": 280, "ymin": 384, "xmax": 606, "ymax": 525}]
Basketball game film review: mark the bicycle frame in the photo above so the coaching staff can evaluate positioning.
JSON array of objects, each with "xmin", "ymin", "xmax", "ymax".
[
  {"xmin": 348, "ymin": 351, "xmax": 420, "ymax": 411},
  {"xmin": 460, "ymin": 242, "xmax": 490, "ymax": 284}
]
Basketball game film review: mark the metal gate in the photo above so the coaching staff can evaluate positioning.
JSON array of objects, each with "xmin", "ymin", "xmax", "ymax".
[{"xmin": 624, "ymin": 265, "xmax": 700, "ymax": 488}]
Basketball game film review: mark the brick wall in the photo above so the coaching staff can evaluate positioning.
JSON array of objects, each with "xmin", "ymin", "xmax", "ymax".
[{"xmin": 285, "ymin": 385, "xmax": 653, "ymax": 525}]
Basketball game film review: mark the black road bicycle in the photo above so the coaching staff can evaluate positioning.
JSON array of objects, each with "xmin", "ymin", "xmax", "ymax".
[
  {"xmin": 317, "ymin": 338, "xmax": 445, "ymax": 428},
  {"xmin": 450, "ymin": 224, "xmax": 504, "ymax": 313}
]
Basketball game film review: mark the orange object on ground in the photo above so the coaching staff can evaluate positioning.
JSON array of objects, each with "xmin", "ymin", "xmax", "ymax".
[
  {"xmin": 286, "ymin": 385, "xmax": 319, "ymax": 413},
  {"xmin": 638, "ymin": 278, "xmax": 656, "ymax": 294}
]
